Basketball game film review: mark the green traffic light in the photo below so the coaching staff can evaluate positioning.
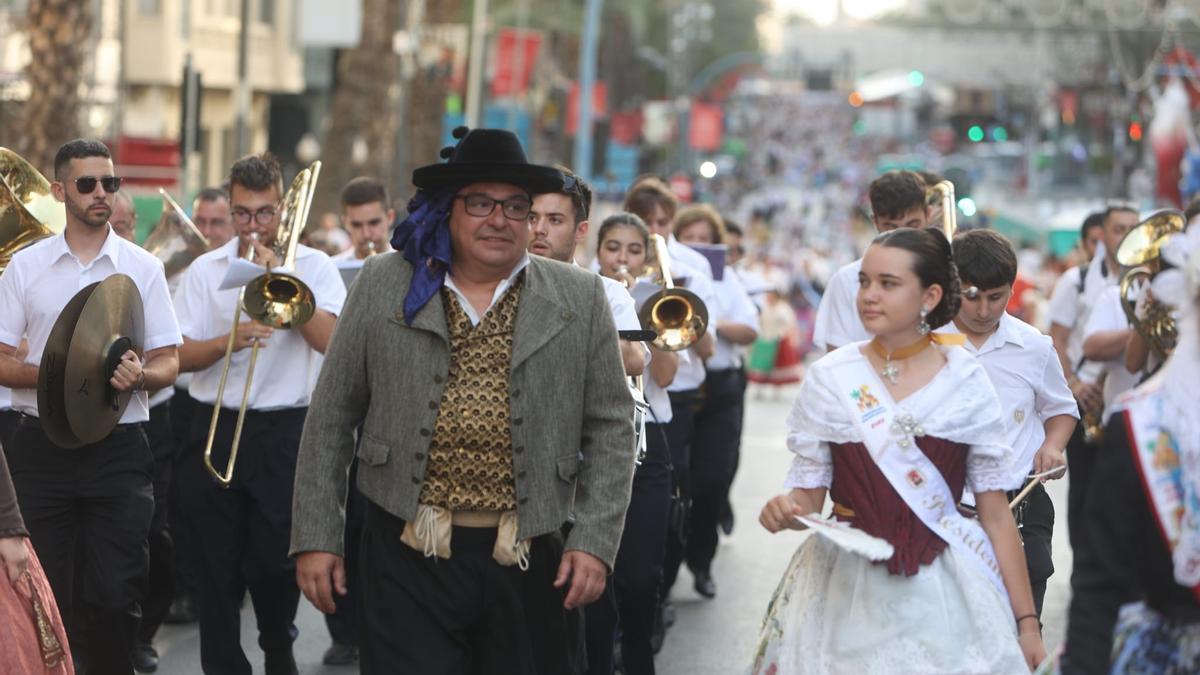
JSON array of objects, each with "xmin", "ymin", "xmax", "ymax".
[
  {"xmin": 968, "ymin": 125, "xmax": 985, "ymax": 142},
  {"xmin": 991, "ymin": 126, "xmax": 1008, "ymax": 142},
  {"xmin": 908, "ymin": 70, "xmax": 925, "ymax": 87}
]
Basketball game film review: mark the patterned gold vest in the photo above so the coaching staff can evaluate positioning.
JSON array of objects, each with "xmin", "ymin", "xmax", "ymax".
[{"xmin": 418, "ymin": 274, "xmax": 524, "ymax": 511}]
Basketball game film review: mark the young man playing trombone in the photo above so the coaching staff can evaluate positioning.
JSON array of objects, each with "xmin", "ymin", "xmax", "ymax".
[{"xmin": 173, "ymin": 153, "xmax": 345, "ymax": 675}]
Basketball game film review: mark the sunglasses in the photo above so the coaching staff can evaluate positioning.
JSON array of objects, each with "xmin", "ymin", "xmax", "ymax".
[{"xmin": 73, "ymin": 175, "xmax": 122, "ymax": 194}]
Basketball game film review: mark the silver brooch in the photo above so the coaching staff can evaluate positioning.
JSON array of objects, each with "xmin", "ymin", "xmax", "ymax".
[{"xmin": 890, "ymin": 413, "xmax": 925, "ymax": 448}]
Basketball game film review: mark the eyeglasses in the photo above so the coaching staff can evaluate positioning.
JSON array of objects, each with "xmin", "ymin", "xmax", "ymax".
[
  {"xmin": 73, "ymin": 175, "xmax": 122, "ymax": 194},
  {"xmin": 231, "ymin": 206, "xmax": 279, "ymax": 225},
  {"xmin": 457, "ymin": 193, "xmax": 532, "ymax": 221}
]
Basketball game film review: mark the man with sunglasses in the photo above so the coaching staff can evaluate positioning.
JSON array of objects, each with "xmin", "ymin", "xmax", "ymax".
[
  {"xmin": 0, "ymin": 138, "xmax": 182, "ymax": 674},
  {"xmin": 293, "ymin": 128, "xmax": 634, "ymax": 674},
  {"xmin": 173, "ymin": 153, "xmax": 345, "ymax": 675}
]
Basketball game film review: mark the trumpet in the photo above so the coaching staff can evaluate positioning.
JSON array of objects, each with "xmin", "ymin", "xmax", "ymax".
[
  {"xmin": 637, "ymin": 234, "xmax": 708, "ymax": 352},
  {"xmin": 926, "ymin": 180, "xmax": 957, "ymax": 239},
  {"xmin": 203, "ymin": 161, "xmax": 321, "ymax": 487}
]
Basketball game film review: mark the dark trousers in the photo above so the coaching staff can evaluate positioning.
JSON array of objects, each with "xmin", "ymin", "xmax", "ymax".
[
  {"xmin": 660, "ymin": 389, "xmax": 698, "ymax": 596},
  {"xmin": 178, "ymin": 404, "xmax": 306, "ymax": 675},
  {"xmin": 7, "ymin": 417, "xmax": 154, "ymax": 675},
  {"xmin": 685, "ymin": 368, "xmax": 746, "ymax": 576},
  {"xmin": 167, "ymin": 389, "xmax": 200, "ymax": 604},
  {"xmin": 1017, "ymin": 482, "xmax": 1055, "ymax": 616},
  {"xmin": 358, "ymin": 499, "xmax": 584, "ymax": 675},
  {"xmin": 0, "ymin": 407, "xmax": 18, "ymax": 452},
  {"xmin": 139, "ymin": 400, "xmax": 175, "ymax": 645},
  {"xmin": 324, "ymin": 461, "xmax": 362, "ymax": 647},
  {"xmin": 1065, "ymin": 424, "xmax": 1098, "ymax": 553},
  {"xmin": 585, "ymin": 423, "xmax": 672, "ymax": 675}
]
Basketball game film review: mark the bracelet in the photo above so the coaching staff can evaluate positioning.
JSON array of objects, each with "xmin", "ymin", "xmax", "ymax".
[{"xmin": 1015, "ymin": 613, "xmax": 1039, "ymax": 627}]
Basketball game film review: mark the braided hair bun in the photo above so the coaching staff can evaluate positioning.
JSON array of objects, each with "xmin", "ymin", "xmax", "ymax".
[{"xmin": 872, "ymin": 228, "xmax": 962, "ymax": 330}]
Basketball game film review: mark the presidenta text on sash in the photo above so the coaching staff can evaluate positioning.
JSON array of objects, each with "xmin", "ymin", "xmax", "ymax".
[
  {"xmin": 1123, "ymin": 381, "xmax": 1200, "ymax": 601},
  {"xmin": 832, "ymin": 359, "xmax": 1007, "ymax": 596}
]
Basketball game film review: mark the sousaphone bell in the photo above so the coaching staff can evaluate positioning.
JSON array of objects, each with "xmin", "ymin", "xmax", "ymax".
[
  {"xmin": 0, "ymin": 147, "xmax": 66, "ymax": 274},
  {"xmin": 38, "ymin": 274, "xmax": 145, "ymax": 448}
]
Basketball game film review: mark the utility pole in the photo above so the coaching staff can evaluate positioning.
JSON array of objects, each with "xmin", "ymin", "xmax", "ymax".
[
  {"xmin": 465, "ymin": 0, "xmax": 490, "ymax": 127},
  {"xmin": 573, "ymin": 0, "xmax": 604, "ymax": 180},
  {"xmin": 234, "ymin": 0, "xmax": 252, "ymax": 156}
]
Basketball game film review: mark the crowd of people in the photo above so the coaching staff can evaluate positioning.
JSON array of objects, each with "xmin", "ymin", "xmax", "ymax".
[{"xmin": 0, "ymin": 114, "xmax": 1199, "ymax": 675}]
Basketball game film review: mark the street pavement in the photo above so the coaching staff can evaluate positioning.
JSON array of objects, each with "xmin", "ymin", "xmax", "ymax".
[{"xmin": 154, "ymin": 383, "xmax": 1074, "ymax": 673}]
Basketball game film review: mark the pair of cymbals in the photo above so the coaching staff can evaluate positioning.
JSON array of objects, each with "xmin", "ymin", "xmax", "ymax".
[{"xmin": 38, "ymin": 274, "xmax": 144, "ymax": 448}]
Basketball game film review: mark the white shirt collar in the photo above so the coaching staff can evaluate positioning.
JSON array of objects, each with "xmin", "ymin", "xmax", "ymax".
[
  {"xmin": 444, "ymin": 254, "xmax": 531, "ymax": 325},
  {"xmin": 49, "ymin": 225, "xmax": 122, "ymax": 269},
  {"xmin": 944, "ymin": 312, "xmax": 1025, "ymax": 354}
]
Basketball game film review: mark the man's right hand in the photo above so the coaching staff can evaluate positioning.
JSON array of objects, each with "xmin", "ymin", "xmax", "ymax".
[
  {"xmin": 296, "ymin": 551, "xmax": 345, "ymax": 614},
  {"xmin": 231, "ymin": 320, "xmax": 273, "ymax": 352},
  {"xmin": 1070, "ymin": 379, "xmax": 1102, "ymax": 412}
]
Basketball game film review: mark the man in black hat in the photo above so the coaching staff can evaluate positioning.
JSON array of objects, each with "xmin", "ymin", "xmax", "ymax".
[{"xmin": 292, "ymin": 128, "xmax": 635, "ymax": 674}]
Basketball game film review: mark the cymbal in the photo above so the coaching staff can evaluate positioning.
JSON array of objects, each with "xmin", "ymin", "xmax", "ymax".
[{"xmin": 37, "ymin": 274, "xmax": 145, "ymax": 448}]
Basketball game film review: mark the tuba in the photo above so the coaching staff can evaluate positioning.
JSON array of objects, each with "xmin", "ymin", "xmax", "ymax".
[
  {"xmin": 1116, "ymin": 210, "xmax": 1185, "ymax": 360},
  {"xmin": 0, "ymin": 148, "xmax": 66, "ymax": 274},
  {"xmin": 926, "ymin": 180, "xmax": 957, "ymax": 239},
  {"xmin": 202, "ymin": 161, "xmax": 321, "ymax": 487},
  {"xmin": 143, "ymin": 188, "xmax": 211, "ymax": 278},
  {"xmin": 638, "ymin": 234, "xmax": 709, "ymax": 352}
]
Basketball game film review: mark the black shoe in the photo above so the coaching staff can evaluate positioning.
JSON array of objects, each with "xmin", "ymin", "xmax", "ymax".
[
  {"xmin": 719, "ymin": 504, "xmax": 735, "ymax": 536},
  {"xmin": 132, "ymin": 642, "xmax": 158, "ymax": 673},
  {"xmin": 322, "ymin": 642, "xmax": 359, "ymax": 666},
  {"xmin": 693, "ymin": 571, "xmax": 717, "ymax": 599},
  {"xmin": 164, "ymin": 595, "xmax": 198, "ymax": 624},
  {"xmin": 264, "ymin": 649, "xmax": 299, "ymax": 675}
]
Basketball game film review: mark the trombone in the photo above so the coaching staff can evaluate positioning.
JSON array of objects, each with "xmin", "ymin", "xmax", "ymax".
[
  {"xmin": 637, "ymin": 234, "xmax": 708, "ymax": 352},
  {"xmin": 203, "ymin": 161, "xmax": 321, "ymax": 487},
  {"xmin": 143, "ymin": 188, "xmax": 210, "ymax": 279},
  {"xmin": 926, "ymin": 180, "xmax": 957, "ymax": 239}
]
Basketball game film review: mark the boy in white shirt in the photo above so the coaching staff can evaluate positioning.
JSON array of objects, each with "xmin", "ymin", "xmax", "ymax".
[{"xmin": 946, "ymin": 229, "xmax": 1079, "ymax": 616}]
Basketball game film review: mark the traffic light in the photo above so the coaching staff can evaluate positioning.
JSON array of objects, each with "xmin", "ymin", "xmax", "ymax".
[
  {"xmin": 908, "ymin": 70, "xmax": 925, "ymax": 87},
  {"xmin": 967, "ymin": 125, "xmax": 985, "ymax": 143},
  {"xmin": 1129, "ymin": 121, "xmax": 1143, "ymax": 142},
  {"xmin": 990, "ymin": 126, "xmax": 1008, "ymax": 142}
]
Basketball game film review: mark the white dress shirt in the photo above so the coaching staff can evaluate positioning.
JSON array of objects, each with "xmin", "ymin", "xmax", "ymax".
[
  {"xmin": 174, "ymin": 237, "xmax": 346, "ymax": 410},
  {"xmin": 1083, "ymin": 285, "xmax": 1139, "ymax": 413},
  {"xmin": 941, "ymin": 314, "xmax": 1079, "ymax": 489},
  {"xmin": 811, "ymin": 258, "xmax": 868, "ymax": 354},
  {"xmin": 444, "ymin": 255, "xmax": 530, "ymax": 327},
  {"xmin": 0, "ymin": 386, "xmax": 10, "ymax": 411},
  {"xmin": 708, "ymin": 268, "xmax": 759, "ymax": 370},
  {"xmin": 332, "ymin": 243, "xmax": 393, "ymax": 262},
  {"xmin": 0, "ymin": 227, "xmax": 183, "ymax": 423}
]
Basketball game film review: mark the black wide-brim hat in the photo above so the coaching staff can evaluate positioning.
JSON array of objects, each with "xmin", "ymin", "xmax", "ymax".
[{"xmin": 412, "ymin": 127, "xmax": 565, "ymax": 194}]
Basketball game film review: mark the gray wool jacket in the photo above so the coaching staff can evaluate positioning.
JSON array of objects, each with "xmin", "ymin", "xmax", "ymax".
[{"xmin": 289, "ymin": 252, "xmax": 636, "ymax": 569}]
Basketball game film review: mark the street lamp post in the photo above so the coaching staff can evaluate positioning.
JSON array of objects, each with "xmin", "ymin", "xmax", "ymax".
[
  {"xmin": 573, "ymin": 0, "xmax": 604, "ymax": 181},
  {"xmin": 465, "ymin": 0, "xmax": 490, "ymax": 128}
]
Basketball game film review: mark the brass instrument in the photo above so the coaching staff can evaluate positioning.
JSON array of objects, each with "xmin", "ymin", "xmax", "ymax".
[
  {"xmin": 203, "ymin": 161, "xmax": 321, "ymax": 487},
  {"xmin": 0, "ymin": 148, "xmax": 66, "ymax": 273},
  {"xmin": 143, "ymin": 188, "xmax": 210, "ymax": 278},
  {"xmin": 638, "ymin": 234, "xmax": 708, "ymax": 352},
  {"xmin": 926, "ymin": 180, "xmax": 957, "ymax": 239},
  {"xmin": 1116, "ymin": 210, "xmax": 1185, "ymax": 360}
]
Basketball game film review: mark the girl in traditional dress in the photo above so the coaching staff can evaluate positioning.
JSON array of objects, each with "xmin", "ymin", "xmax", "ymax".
[
  {"xmin": 753, "ymin": 228, "xmax": 1045, "ymax": 674},
  {"xmin": 1062, "ymin": 227, "xmax": 1200, "ymax": 674},
  {"xmin": 0, "ymin": 446, "xmax": 72, "ymax": 674}
]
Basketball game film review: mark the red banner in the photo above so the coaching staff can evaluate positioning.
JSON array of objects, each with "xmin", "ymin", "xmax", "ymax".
[
  {"xmin": 688, "ymin": 102, "xmax": 723, "ymax": 151},
  {"xmin": 567, "ymin": 81, "xmax": 608, "ymax": 135},
  {"xmin": 491, "ymin": 28, "xmax": 542, "ymax": 97},
  {"xmin": 610, "ymin": 110, "xmax": 643, "ymax": 145}
]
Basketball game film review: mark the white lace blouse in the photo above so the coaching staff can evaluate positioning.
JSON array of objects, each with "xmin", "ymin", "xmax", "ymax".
[{"xmin": 784, "ymin": 343, "xmax": 1015, "ymax": 495}]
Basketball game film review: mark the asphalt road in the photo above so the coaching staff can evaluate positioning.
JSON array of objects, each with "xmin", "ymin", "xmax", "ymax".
[{"xmin": 154, "ymin": 383, "xmax": 1074, "ymax": 674}]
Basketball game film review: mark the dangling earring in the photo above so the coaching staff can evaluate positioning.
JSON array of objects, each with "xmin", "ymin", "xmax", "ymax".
[{"xmin": 917, "ymin": 307, "xmax": 931, "ymax": 336}]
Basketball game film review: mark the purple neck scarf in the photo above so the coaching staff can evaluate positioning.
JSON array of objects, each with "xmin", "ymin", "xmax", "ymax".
[{"xmin": 390, "ymin": 188, "xmax": 457, "ymax": 325}]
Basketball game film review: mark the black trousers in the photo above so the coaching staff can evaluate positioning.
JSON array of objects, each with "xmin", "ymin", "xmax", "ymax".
[
  {"xmin": 1065, "ymin": 424, "xmax": 1099, "ymax": 553},
  {"xmin": 660, "ymin": 389, "xmax": 698, "ymax": 596},
  {"xmin": 585, "ymin": 423, "xmax": 672, "ymax": 675},
  {"xmin": 178, "ymin": 404, "xmax": 306, "ymax": 675},
  {"xmin": 358, "ymin": 499, "xmax": 584, "ymax": 675},
  {"xmin": 324, "ymin": 460, "xmax": 363, "ymax": 647},
  {"xmin": 685, "ymin": 368, "xmax": 746, "ymax": 576},
  {"xmin": 1016, "ymin": 482, "xmax": 1055, "ymax": 616},
  {"xmin": 0, "ymin": 407, "xmax": 18, "ymax": 452},
  {"xmin": 7, "ymin": 416, "xmax": 154, "ymax": 675},
  {"xmin": 138, "ymin": 400, "xmax": 175, "ymax": 645},
  {"xmin": 167, "ymin": 388, "xmax": 200, "ymax": 604}
]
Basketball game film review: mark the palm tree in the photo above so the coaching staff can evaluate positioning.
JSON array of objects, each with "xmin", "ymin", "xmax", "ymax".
[{"xmin": 17, "ymin": 0, "xmax": 91, "ymax": 173}]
